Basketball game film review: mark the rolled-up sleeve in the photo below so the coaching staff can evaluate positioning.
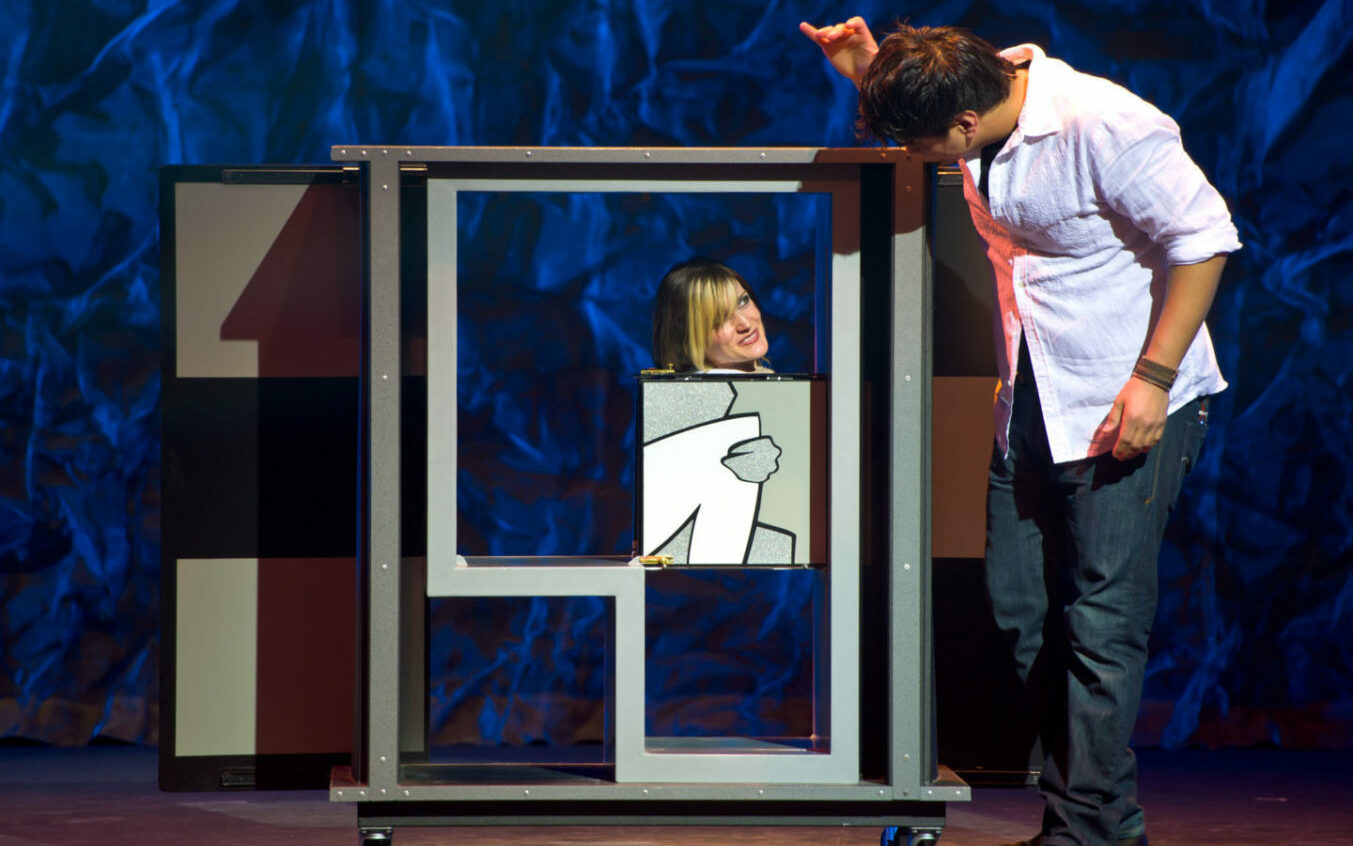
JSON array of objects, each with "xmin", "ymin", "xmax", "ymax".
[{"xmin": 1089, "ymin": 107, "xmax": 1242, "ymax": 265}]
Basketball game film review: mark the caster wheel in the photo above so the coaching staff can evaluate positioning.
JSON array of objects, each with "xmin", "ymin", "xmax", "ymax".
[
  {"xmin": 881, "ymin": 827, "xmax": 942, "ymax": 846},
  {"xmin": 359, "ymin": 826, "xmax": 393, "ymax": 845}
]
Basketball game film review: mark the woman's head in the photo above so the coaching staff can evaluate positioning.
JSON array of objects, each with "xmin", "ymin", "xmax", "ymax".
[{"xmin": 652, "ymin": 258, "xmax": 769, "ymax": 372}]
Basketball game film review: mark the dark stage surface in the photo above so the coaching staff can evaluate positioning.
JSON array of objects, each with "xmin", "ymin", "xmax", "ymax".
[{"xmin": 2, "ymin": 745, "xmax": 1349, "ymax": 845}]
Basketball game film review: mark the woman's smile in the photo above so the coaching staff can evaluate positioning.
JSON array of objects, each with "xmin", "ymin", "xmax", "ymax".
[{"xmin": 707, "ymin": 287, "xmax": 769, "ymax": 371}]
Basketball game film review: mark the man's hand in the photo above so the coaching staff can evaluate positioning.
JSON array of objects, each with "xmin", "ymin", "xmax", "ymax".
[
  {"xmin": 1094, "ymin": 254, "xmax": 1228, "ymax": 461},
  {"xmin": 1095, "ymin": 377, "xmax": 1170, "ymax": 461},
  {"xmin": 799, "ymin": 16, "xmax": 879, "ymax": 87}
]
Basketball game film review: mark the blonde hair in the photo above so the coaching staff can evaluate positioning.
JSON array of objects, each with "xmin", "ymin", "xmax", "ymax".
[{"xmin": 652, "ymin": 259, "xmax": 760, "ymax": 371}]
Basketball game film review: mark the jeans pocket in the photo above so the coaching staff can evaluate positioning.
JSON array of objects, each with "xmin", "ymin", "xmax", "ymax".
[
  {"xmin": 1150, "ymin": 398, "xmax": 1208, "ymax": 509},
  {"xmin": 1180, "ymin": 406, "xmax": 1208, "ymax": 476}
]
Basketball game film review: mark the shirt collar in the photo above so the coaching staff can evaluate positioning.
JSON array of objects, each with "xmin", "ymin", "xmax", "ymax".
[{"xmin": 1000, "ymin": 43, "xmax": 1062, "ymax": 141}]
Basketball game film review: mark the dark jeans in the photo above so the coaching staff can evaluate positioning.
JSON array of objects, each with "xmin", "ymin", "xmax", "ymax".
[{"xmin": 985, "ymin": 358, "xmax": 1208, "ymax": 846}]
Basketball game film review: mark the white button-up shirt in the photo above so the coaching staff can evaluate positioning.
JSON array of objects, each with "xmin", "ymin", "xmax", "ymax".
[{"xmin": 959, "ymin": 45, "xmax": 1241, "ymax": 463}]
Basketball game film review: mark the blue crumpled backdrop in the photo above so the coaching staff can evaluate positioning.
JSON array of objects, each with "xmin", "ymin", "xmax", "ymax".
[{"xmin": 1, "ymin": 0, "xmax": 1350, "ymax": 748}]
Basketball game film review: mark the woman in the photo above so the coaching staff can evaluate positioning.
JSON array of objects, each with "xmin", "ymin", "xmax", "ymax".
[
  {"xmin": 643, "ymin": 257, "xmax": 788, "ymax": 565},
  {"xmin": 651, "ymin": 258, "xmax": 771, "ymax": 373}
]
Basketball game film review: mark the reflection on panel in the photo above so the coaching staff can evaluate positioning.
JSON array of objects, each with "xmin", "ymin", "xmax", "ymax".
[{"xmin": 160, "ymin": 169, "xmax": 360, "ymax": 790}]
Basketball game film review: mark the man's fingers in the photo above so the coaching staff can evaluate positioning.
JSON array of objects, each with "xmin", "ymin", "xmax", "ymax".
[
  {"xmin": 799, "ymin": 20, "xmax": 858, "ymax": 44},
  {"xmin": 1096, "ymin": 400, "xmax": 1124, "ymax": 437},
  {"xmin": 1111, "ymin": 419, "xmax": 1164, "ymax": 461},
  {"xmin": 1112, "ymin": 425, "xmax": 1142, "ymax": 460}
]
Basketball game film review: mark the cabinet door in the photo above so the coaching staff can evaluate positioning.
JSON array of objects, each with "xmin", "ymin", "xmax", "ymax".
[{"xmin": 159, "ymin": 165, "xmax": 361, "ymax": 790}]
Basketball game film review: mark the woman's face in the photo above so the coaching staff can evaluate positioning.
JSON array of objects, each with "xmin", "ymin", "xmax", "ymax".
[{"xmin": 706, "ymin": 284, "xmax": 769, "ymax": 371}]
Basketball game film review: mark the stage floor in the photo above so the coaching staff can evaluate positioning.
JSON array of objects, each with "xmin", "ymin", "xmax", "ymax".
[{"xmin": 1, "ymin": 745, "xmax": 1348, "ymax": 845}]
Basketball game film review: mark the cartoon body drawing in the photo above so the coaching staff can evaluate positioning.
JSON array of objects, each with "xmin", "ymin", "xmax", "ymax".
[{"xmin": 641, "ymin": 381, "xmax": 794, "ymax": 565}]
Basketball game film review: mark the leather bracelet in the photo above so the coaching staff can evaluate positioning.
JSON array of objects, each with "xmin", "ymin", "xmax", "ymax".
[{"xmin": 1132, "ymin": 356, "xmax": 1177, "ymax": 391}]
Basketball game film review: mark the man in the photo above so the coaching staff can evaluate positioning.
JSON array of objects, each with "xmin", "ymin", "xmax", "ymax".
[{"xmin": 802, "ymin": 17, "xmax": 1240, "ymax": 846}]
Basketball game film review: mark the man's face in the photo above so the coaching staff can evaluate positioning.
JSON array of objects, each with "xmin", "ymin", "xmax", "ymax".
[{"xmin": 902, "ymin": 123, "xmax": 975, "ymax": 163}]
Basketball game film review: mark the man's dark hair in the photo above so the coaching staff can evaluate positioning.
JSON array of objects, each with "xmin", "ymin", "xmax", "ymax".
[{"xmin": 858, "ymin": 25, "xmax": 1015, "ymax": 145}]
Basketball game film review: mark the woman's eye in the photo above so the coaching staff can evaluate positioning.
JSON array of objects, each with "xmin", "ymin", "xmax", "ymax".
[{"xmin": 737, "ymin": 294, "xmax": 751, "ymax": 308}]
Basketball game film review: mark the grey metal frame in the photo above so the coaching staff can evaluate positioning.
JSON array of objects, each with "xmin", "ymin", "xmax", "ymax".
[{"xmin": 330, "ymin": 146, "xmax": 966, "ymax": 828}]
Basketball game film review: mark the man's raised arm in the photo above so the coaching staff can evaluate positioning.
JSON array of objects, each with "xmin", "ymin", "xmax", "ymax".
[{"xmin": 799, "ymin": 16, "xmax": 879, "ymax": 88}]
